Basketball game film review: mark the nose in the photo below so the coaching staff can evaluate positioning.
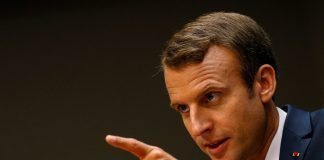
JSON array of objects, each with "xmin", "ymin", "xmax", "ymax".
[{"xmin": 189, "ymin": 107, "xmax": 213, "ymax": 137}]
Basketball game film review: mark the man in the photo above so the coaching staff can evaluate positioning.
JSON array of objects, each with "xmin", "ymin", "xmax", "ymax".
[{"xmin": 106, "ymin": 12, "xmax": 324, "ymax": 159}]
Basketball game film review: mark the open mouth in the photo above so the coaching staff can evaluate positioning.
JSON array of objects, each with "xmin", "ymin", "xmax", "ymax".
[
  {"xmin": 205, "ymin": 138, "xmax": 229, "ymax": 157},
  {"xmin": 207, "ymin": 138, "xmax": 227, "ymax": 148}
]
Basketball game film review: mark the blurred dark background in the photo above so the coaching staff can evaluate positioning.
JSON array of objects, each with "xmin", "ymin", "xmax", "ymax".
[{"xmin": 1, "ymin": 0, "xmax": 324, "ymax": 159}]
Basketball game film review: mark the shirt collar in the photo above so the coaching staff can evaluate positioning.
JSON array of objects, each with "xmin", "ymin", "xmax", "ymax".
[{"xmin": 265, "ymin": 107, "xmax": 287, "ymax": 160}]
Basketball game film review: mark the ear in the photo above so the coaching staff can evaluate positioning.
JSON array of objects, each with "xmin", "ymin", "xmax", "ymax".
[{"xmin": 254, "ymin": 64, "xmax": 277, "ymax": 103}]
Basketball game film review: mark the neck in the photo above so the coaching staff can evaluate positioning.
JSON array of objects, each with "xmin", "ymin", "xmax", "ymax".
[{"xmin": 251, "ymin": 102, "xmax": 279, "ymax": 160}]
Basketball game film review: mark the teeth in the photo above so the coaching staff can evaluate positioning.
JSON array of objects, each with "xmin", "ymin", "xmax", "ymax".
[{"xmin": 209, "ymin": 143, "xmax": 219, "ymax": 148}]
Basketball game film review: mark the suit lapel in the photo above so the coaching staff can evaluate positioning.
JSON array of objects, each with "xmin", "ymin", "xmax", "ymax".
[{"xmin": 280, "ymin": 105, "xmax": 312, "ymax": 160}]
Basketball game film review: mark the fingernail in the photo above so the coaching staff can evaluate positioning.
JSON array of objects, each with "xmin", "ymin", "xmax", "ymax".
[
  {"xmin": 106, "ymin": 135, "xmax": 116, "ymax": 143},
  {"xmin": 106, "ymin": 135, "xmax": 113, "ymax": 142}
]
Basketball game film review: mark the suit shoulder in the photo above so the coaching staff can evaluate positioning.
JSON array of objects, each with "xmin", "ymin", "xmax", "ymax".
[{"xmin": 311, "ymin": 109, "xmax": 324, "ymax": 123}]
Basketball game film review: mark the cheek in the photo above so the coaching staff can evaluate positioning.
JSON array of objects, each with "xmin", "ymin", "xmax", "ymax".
[
  {"xmin": 226, "ymin": 89, "xmax": 265, "ymax": 130},
  {"xmin": 217, "ymin": 88, "xmax": 263, "ymax": 134},
  {"xmin": 228, "ymin": 99, "xmax": 267, "ymax": 151},
  {"xmin": 182, "ymin": 118, "xmax": 192, "ymax": 135},
  {"xmin": 236, "ymin": 101, "xmax": 265, "ymax": 132},
  {"xmin": 182, "ymin": 118, "xmax": 200, "ymax": 142}
]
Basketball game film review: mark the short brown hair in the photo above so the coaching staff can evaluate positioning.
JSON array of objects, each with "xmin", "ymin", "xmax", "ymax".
[{"xmin": 161, "ymin": 12, "xmax": 278, "ymax": 91}]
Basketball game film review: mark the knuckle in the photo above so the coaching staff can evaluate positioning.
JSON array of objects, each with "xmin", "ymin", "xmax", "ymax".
[
  {"xmin": 132, "ymin": 142, "xmax": 140, "ymax": 150},
  {"xmin": 128, "ymin": 138, "xmax": 141, "ymax": 150},
  {"xmin": 128, "ymin": 138, "xmax": 137, "ymax": 145},
  {"xmin": 149, "ymin": 147, "xmax": 165, "ymax": 159}
]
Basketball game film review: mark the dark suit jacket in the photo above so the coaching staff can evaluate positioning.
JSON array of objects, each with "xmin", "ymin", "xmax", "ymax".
[{"xmin": 280, "ymin": 105, "xmax": 324, "ymax": 159}]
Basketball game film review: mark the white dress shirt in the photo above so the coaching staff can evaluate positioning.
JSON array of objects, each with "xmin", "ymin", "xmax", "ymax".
[{"xmin": 265, "ymin": 107, "xmax": 287, "ymax": 160}]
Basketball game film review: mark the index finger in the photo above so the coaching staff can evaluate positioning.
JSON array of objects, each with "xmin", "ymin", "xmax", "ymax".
[{"xmin": 106, "ymin": 135, "xmax": 154, "ymax": 159}]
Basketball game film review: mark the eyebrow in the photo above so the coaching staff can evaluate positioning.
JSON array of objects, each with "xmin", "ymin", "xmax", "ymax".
[
  {"xmin": 197, "ymin": 84, "xmax": 224, "ymax": 99},
  {"xmin": 169, "ymin": 102, "xmax": 179, "ymax": 110},
  {"xmin": 169, "ymin": 83, "xmax": 226, "ymax": 109},
  {"xmin": 199, "ymin": 81, "xmax": 226, "ymax": 93}
]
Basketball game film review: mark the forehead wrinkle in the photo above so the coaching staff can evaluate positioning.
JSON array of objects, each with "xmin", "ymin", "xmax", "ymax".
[
  {"xmin": 189, "ymin": 72, "xmax": 226, "ymax": 92},
  {"xmin": 189, "ymin": 63, "xmax": 215, "ymax": 76},
  {"xmin": 188, "ymin": 63, "xmax": 228, "ymax": 88},
  {"xmin": 165, "ymin": 64, "xmax": 214, "ymax": 91},
  {"xmin": 188, "ymin": 65, "xmax": 214, "ymax": 82}
]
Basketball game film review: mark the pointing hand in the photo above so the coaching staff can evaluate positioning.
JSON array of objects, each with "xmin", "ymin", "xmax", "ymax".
[{"xmin": 106, "ymin": 135, "xmax": 177, "ymax": 160}]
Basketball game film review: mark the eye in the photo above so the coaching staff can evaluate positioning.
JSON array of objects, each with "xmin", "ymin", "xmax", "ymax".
[
  {"xmin": 176, "ymin": 104, "xmax": 190, "ymax": 113},
  {"xmin": 205, "ymin": 92, "xmax": 219, "ymax": 102}
]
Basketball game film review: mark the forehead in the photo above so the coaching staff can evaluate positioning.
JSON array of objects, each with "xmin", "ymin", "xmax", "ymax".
[{"xmin": 164, "ymin": 45, "xmax": 241, "ymax": 88}]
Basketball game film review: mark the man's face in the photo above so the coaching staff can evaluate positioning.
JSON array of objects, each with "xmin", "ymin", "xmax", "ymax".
[{"xmin": 164, "ymin": 45, "xmax": 268, "ymax": 159}]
